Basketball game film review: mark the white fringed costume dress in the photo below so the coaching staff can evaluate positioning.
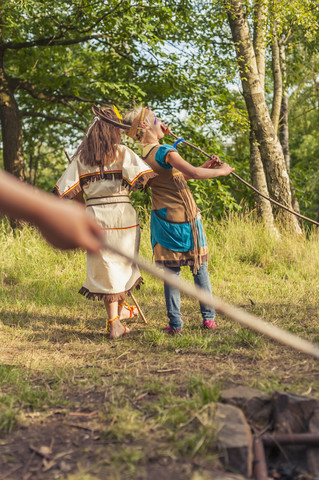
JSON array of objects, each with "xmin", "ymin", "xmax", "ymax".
[{"xmin": 54, "ymin": 145, "xmax": 155, "ymax": 302}]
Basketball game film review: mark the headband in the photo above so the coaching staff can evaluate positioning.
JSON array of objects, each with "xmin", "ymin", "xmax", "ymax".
[
  {"xmin": 126, "ymin": 108, "xmax": 146, "ymax": 140},
  {"xmin": 91, "ymin": 105, "xmax": 146, "ymax": 141}
]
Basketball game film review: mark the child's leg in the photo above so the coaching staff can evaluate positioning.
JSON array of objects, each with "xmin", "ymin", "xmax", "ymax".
[
  {"xmin": 190, "ymin": 262, "xmax": 216, "ymax": 327},
  {"xmin": 164, "ymin": 266, "xmax": 183, "ymax": 331},
  {"xmin": 118, "ymin": 301, "xmax": 138, "ymax": 320},
  {"xmin": 103, "ymin": 299, "xmax": 130, "ymax": 338}
]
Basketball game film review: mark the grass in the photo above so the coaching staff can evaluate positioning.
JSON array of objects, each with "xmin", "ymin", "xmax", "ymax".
[{"xmin": 0, "ymin": 214, "xmax": 319, "ymax": 479}]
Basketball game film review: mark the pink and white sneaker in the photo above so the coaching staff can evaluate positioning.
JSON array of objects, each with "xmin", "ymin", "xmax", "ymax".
[
  {"xmin": 203, "ymin": 319, "xmax": 217, "ymax": 329},
  {"xmin": 164, "ymin": 325, "xmax": 182, "ymax": 335}
]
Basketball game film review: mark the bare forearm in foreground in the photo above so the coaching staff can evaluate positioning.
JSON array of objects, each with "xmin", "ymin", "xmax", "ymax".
[{"xmin": 0, "ymin": 171, "xmax": 103, "ymax": 252}]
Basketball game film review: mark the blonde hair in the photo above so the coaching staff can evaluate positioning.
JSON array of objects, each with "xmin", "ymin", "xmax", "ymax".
[{"xmin": 123, "ymin": 107, "xmax": 153, "ymax": 143}]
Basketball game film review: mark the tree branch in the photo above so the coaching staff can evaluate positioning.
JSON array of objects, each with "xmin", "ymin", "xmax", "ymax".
[
  {"xmin": 99, "ymin": 39, "xmax": 160, "ymax": 68},
  {"xmin": 3, "ymin": 1, "xmax": 135, "ymax": 51},
  {"xmin": 4, "ymin": 34, "xmax": 104, "ymax": 50},
  {"xmin": 74, "ymin": 1, "xmax": 129, "ymax": 34},
  {"xmin": 14, "ymin": 77, "xmax": 117, "ymax": 115},
  {"xmin": 15, "ymin": 79, "xmax": 86, "ymax": 114},
  {"xmin": 21, "ymin": 111, "xmax": 86, "ymax": 131},
  {"xmin": 289, "ymin": 105, "xmax": 319, "ymax": 121}
]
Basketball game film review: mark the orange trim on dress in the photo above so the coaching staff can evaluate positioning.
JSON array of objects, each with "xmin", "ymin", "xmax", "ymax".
[
  {"xmin": 122, "ymin": 169, "xmax": 154, "ymax": 185},
  {"xmin": 56, "ymin": 181, "xmax": 80, "ymax": 198},
  {"xmin": 101, "ymin": 224, "xmax": 139, "ymax": 231},
  {"xmin": 56, "ymin": 169, "xmax": 153, "ymax": 198}
]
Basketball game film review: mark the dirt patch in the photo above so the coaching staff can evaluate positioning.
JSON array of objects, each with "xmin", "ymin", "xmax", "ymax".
[
  {"xmin": 1, "ymin": 330, "xmax": 318, "ymax": 479},
  {"xmin": 0, "ymin": 410, "xmax": 221, "ymax": 480}
]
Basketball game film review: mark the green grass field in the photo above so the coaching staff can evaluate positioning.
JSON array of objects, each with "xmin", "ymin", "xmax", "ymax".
[{"xmin": 0, "ymin": 214, "xmax": 319, "ymax": 479}]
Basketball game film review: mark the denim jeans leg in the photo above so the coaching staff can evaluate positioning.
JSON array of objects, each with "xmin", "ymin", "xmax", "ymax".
[
  {"xmin": 191, "ymin": 262, "xmax": 215, "ymax": 322},
  {"xmin": 164, "ymin": 266, "xmax": 183, "ymax": 330}
]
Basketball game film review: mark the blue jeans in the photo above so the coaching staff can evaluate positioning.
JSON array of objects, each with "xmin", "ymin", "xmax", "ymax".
[{"xmin": 163, "ymin": 262, "xmax": 215, "ymax": 330}]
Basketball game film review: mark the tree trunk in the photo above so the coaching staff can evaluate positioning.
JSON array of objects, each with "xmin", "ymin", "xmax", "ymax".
[
  {"xmin": 33, "ymin": 156, "xmax": 39, "ymax": 186},
  {"xmin": 0, "ymin": 50, "xmax": 25, "ymax": 180},
  {"xmin": 250, "ymin": 130, "xmax": 276, "ymax": 227},
  {"xmin": 250, "ymin": 0, "xmax": 276, "ymax": 229},
  {"xmin": 225, "ymin": 0, "xmax": 301, "ymax": 233},
  {"xmin": 271, "ymin": 23, "xmax": 282, "ymax": 133},
  {"xmin": 279, "ymin": 42, "xmax": 300, "ymax": 215},
  {"xmin": 279, "ymin": 93, "xmax": 290, "ymax": 170},
  {"xmin": 253, "ymin": 0, "xmax": 268, "ymax": 89},
  {"xmin": 28, "ymin": 153, "xmax": 34, "ymax": 184}
]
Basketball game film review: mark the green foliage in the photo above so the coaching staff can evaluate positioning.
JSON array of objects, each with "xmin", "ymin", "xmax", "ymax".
[
  {"xmin": 2, "ymin": 0, "xmax": 319, "ymax": 223},
  {"xmin": 1, "ymin": 0, "xmax": 238, "ymax": 194},
  {"xmin": 287, "ymin": 49, "xmax": 319, "ymax": 219},
  {"xmin": 189, "ymin": 178, "xmax": 241, "ymax": 218},
  {"xmin": 262, "ymin": 1, "xmax": 319, "ymax": 220}
]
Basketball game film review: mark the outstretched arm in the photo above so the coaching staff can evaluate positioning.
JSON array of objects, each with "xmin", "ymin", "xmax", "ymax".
[
  {"xmin": 0, "ymin": 171, "xmax": 103, "ymax": 252},
  {"xmin": 166, "ymin": 151, "xmax": 235, "ymax": 180}
]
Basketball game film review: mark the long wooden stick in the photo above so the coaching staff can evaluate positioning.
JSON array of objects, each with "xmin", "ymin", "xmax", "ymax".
[
  {"xmin": 91, "ymin": 112, "xmax": 319, "ymax": 227},
  {"xmin": 103, "ymin": 241, "xmax": 319, "ymax": 360},
  {"xmin": 168, "ymin": 131, "xmax": 319, "ymax": 228},
  {"xmin": 130, "ymin": 293, "xmax": 147, "ymax": 324}
]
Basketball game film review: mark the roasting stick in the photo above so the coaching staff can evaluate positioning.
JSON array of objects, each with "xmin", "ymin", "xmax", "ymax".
[{"xmin": 103, "ymin": 240, "xmax": 319, "ymax": 360}]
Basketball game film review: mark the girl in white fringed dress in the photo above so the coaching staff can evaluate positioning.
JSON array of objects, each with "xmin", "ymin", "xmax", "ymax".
[{"xmin": 54, "ymin": 106, "xmax": 155, "ymax": 338}]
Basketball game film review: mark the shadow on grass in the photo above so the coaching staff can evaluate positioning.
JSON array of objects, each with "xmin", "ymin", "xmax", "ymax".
[
  {"xmin": 0, "ymin": 309, "xmax": 149, "ymax": 344},
  {"xmin": 1, "ymin": 301, "xmax": 318, "ymax": 351}
]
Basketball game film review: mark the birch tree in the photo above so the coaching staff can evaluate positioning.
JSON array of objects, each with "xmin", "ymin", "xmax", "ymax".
[
  {"xmin": 225, "ymin": 0, "xmax": 302, "ymax": 232},
  {"xmin": 250, "ymin": 0, "xmax": 276, "ymax": 229}
]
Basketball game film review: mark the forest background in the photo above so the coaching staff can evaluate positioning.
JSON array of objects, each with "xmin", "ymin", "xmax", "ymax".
[
  {"xmin": 1, "ymin": 2, "xmax": 319, "ymax": 477},
  {"xmin": 1, "ymin": 0, "xmax": 319, "ymax": 228}
]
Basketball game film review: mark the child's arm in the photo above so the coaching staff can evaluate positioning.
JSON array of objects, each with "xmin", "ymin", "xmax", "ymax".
[
  {"xmin": 0, "ymin": 171, "xmax": 103, "ymax": 252},
  {"xmin": 166, "ymin": 151, "xmax": 235, "ymax": 180},
  {"xmin": 73, "ymin": 190, "xmax": 85, "ymax": 204}
]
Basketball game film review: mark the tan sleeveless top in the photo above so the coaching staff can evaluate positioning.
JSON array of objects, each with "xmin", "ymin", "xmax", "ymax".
[{"xmin": 142, "ymin": 143, "xmax": 209, "ymax": 272}]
